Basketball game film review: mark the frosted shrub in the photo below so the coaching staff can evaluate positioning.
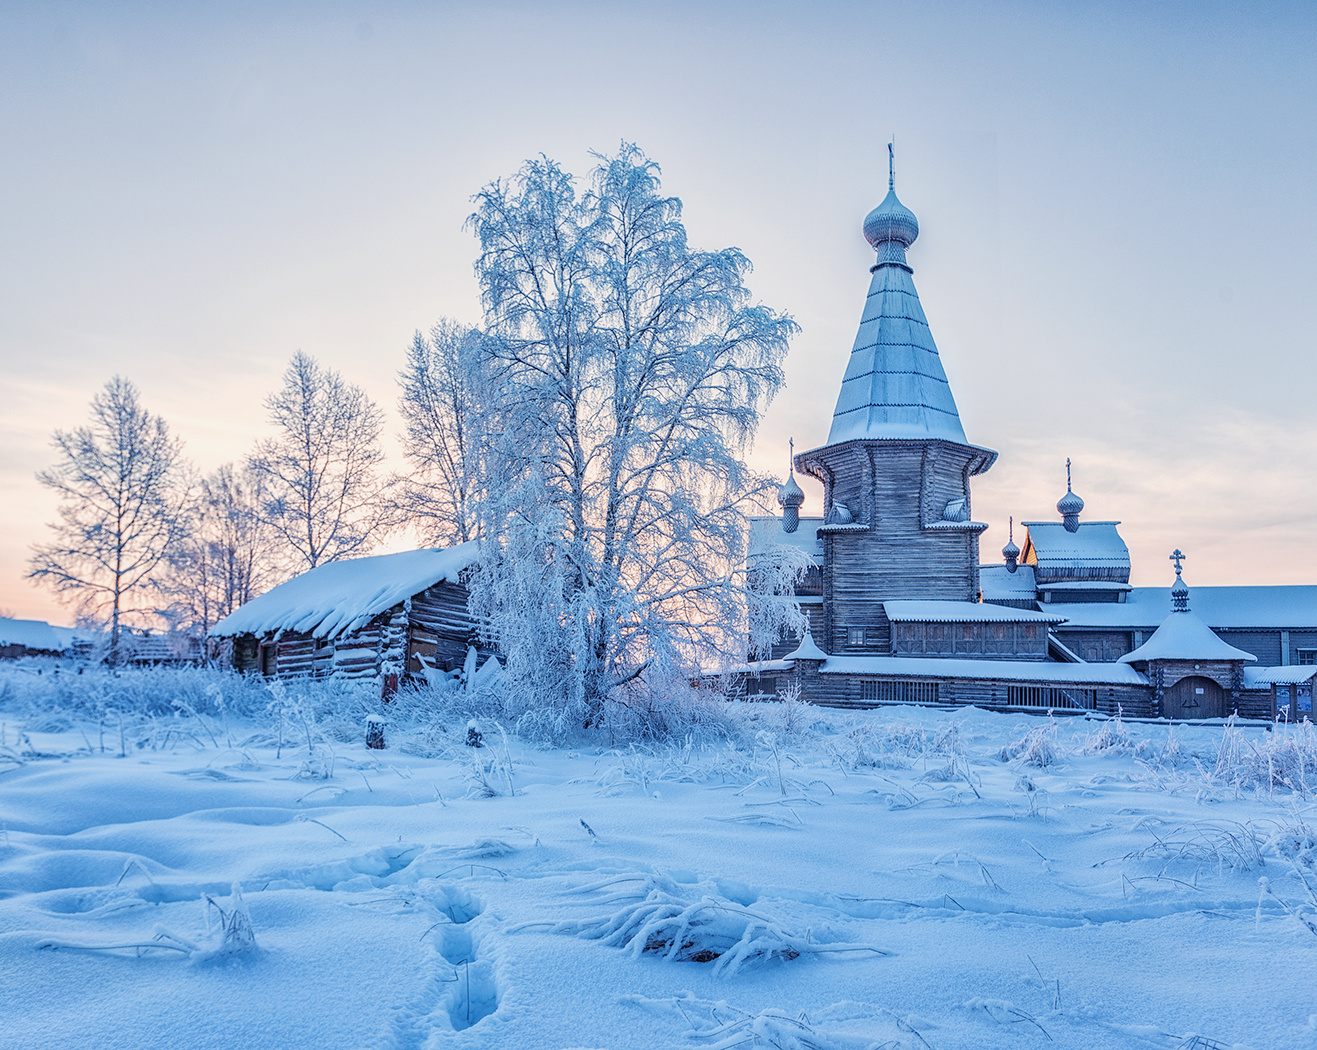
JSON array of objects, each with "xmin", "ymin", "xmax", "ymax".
[
  {"xmin": 595, "ymin": 684, "xmax": 746, "ymax": 749},
  {"xmin": 998, "ymin": 719, "xmax": 1061, "ymax": 768},
  {"xmin": 1212, "ymin": 717, "xmax": 1317, "ymax": 796},
  {"xmin": 0, "ymin": 665, "xmax": 274, "ymax": 721},
  {"xmin": 1080, "ymin": 710, "xmax": 1139, "ymax": 755},
  {"xmin": 527, "ymin": 876, "xmax": 887, "ymax": 976}
]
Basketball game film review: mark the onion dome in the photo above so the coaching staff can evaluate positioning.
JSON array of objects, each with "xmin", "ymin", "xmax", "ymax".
[
  {"xmin": 863, "ymin": 188, "xmax": 920, "ymax": 251},
  {"xmin": 1171, "ymin": 573, "xmax": 1190, "ymax": 612},
  {"xmin": 1169, "ymin": 549, "xmax": 1189, "ymax": 612},
  {"xmin": 1057, "ymin": 458, "xmax": 1084, "ymax": 532},
  {"xmin": 778, "ymin": 439, "xmax": 805, "ymax": 533},
  {"xmin": 1002, "ymin": 516, "xmax": 1020, "ymax": 573},
  {"xmin": 1057, "ymin": 487, "xmax": 1084, "ymax": 516},
  {"xmin": 862, "ymin": 143, "xmax": 919, "ymax": 270},
  {"xmin": 777, "ymin": 472, "xmax": 804, "ymax": 510}
]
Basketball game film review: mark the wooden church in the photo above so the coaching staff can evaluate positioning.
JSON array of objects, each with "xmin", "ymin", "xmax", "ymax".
[{"xmin": 751, "ymin": 149, "xmax": 1317, "ymax": 720}]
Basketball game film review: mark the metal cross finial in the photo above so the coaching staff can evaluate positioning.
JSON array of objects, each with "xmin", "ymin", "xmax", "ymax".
[
  {"xmin": 888, "ymin": 140, "xmax": 895, "ymax": 190},
  {"xmin": 1009, "ymin": 515, "xmax": 1014, "ymax": 543},
  {"xmin": 1170, "ymin": 549, "xmax": 1186, "ymax": 576},
  {"xmin": 1066, "ymin": 457, "xmax": 1072, "ymax": 492},
  {"xmin": 788, "ymin": 437, "xmax": 795, "ymax": 476}
]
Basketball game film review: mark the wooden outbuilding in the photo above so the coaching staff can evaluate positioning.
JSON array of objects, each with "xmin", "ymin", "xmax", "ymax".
[{"xmin": 210, "ymin": 544, "xmax": 483, "ymax": 683}]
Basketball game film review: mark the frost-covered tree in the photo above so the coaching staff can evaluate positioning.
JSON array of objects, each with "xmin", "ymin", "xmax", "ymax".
[
  {"xmin": 467, "ymin": 145, "xmax": 802, "ymax": 734},
  {"xmin": 395, "ymin": 320, "xmax": 489, "ymax": 545},
  {"xmin": 162, "ymin": 463, "xmax": 280, "ymax": 638},
  {"xmin": 248, "ymin": 352, "xmax": 393, "ymax": 570},
  {"xmin": 28, "ymin": 377, "xmax": 192, "ymax": 662}
]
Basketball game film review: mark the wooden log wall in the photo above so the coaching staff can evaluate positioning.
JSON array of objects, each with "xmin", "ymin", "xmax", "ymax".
[
  {"xmin": 891, "ymin": 621, "xmax": 1048, "ymax": 660},
  {"xmin": 1052, "ymin": 629, "xmax": 1137, "ymax": 663},
  {"xmin": 788, "ymin": 660, "xmax": 1152, "ymax": 717},
  {"xmin": 806, "ymin": 441, "xmax": 988, "ymax": 656}
]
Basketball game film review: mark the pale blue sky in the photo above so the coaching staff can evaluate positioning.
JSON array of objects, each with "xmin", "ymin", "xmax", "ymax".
[{"xmin": 3, "ymin": 2, "xmax": 1315, "ymax": 622}]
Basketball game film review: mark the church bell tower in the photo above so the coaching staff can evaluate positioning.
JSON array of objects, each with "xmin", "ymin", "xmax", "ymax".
[{"xmin": 795, "ymin": 146, "xmax": 997, "ymax": 653}]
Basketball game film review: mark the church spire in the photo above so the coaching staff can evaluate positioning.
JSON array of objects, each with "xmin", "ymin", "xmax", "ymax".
[{"xmin": 827, "ymin": 144, "xmax": 969, "ymax": 446}]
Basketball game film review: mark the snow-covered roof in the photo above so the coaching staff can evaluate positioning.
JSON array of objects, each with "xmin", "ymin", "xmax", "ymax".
[
  {"xmin": 1021, "ymin": 521, "xmax": 1130, "ymax": 575},
  {"xmin": 819, "ymin": 655, "xmax": 1147, "ymax": 686},
  {"xmin": 1049, "ymin": 586, "xmax": 1317, "ymax": 630},
  {"xmin": 783, "ymin": 631, "xmax": 829, "ymax": 662},
  {"xmin": 0, "ymin": 618, "xmax": 70, "ymax": 652},
  {"xmin": 747, "ymin": 516, "xmax": 824, "ymax": 559},
  {"xmin": 1243, "ymin": 665, "xmax": 1317, "ymax": 688},
  {"xmin": 210, "ymin": 544, "xmax": 479, "ymax": 641},
  {"xmin": 1036, "ymin": 581, "xmax": 1132, "ymax": 592},
  {"xmin": 826, "ymin": 262, "xmax": 970, "ymax": 446},
  {"xmin": 979, "ymin": 564, "xmax": 1037, "ymax": 600},
  {"xmin": 882, "ymin": 600, "xmax": 1064, "ymax": 624},
  {"xmin": 1118, "ymin": 610, "xmax": 1256, "ymax": 665}
]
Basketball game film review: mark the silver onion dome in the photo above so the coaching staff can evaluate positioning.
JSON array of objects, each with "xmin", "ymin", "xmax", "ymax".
[
  {"xmin": 863, "ymin": 187, "xmax": 920, "ymax": 251},
  {"xmin": 1056, "ymin": 488, "xmax": 1084, "ymax": 517},
  {"xmin": 863, "ymin": 143, "xmax": 919, "ymax": 269},
  {"xmin": 777, "ymin": 472, "xmax": 804, "ymax": 508}
]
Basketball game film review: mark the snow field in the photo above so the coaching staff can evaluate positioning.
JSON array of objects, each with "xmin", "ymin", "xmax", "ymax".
[{"xmin": 1, "ymin": 674, "xmax": 1315, "ymax": 1049}]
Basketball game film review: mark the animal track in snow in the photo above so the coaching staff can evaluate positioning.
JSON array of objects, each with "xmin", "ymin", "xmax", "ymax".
[{"xmin": 376, "ymin": 881, "xmax": 501, "ymax": 1047}]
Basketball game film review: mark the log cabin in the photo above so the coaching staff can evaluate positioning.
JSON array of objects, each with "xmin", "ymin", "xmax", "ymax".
[{"xmin": 210, "ymin": 544, "xmax": 484, "ymax": 683}]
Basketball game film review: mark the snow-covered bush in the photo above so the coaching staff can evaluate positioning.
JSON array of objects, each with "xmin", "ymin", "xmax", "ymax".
[
  {"xmin": 1211, "ymin": 716, "xmax": 1317, "ymax": 796},
  {"xmin": 525, "ymin": 875, "xmax": 885, "ymax": 976},
  {"xmin": 0, "ymin": 665, "xmax": 274, "ymax": 721},
  {"xmin": 1079, "ymin": 710, "xmax": 1140, "ymax": 755},
  {"xmin": 998, "ymin": 718, "xmax": 1061, "ymax": 768}
]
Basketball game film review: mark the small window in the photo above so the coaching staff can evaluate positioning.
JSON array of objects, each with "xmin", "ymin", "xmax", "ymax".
[
  {"xmin": 848, "ymin": 627, "xmax": 867, "ymax": 647},
  {"xmin": 1298, "ymin": 650, "xmax": 1317, "ymax": 666}
]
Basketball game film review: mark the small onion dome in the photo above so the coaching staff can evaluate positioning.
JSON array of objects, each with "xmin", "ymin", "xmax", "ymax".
[
  {"xmin": 863, "ymin": 186, "xmax": 920, "ymax": 250},
  {"xmin": 1171, "ymin": 573, "xmax": 1190, "ymax": 612},
  {"xmin": 1057, "ymin": 487, "xmax": 1084, "ymax": 518},
  {"xmin": 777, "ymin": 472, "xmax": 804, "ymax": 509},
  {"xmin": 1002, "ymin": 538, "xmax": 1020, "ymax": 561}
]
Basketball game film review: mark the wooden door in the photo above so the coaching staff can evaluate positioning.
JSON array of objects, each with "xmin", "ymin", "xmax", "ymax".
[{"xmin": 1164, "ymin": 675, "xmax": 1224, "ymax": 719}]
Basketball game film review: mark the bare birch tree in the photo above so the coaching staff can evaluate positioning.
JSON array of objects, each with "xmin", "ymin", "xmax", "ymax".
[
  {"xmin": 467, "ymin": 145, "xmax": 803, "ymax": 735},
  {"xmin": 162, "ymin": 463, "xmax": 280, "ymax": 638},
  {"xmin": 248, "ymin": 352, "xmax": 393, "ymax": 570},
  {"xmin": 395, "ymin": 320, "xmax": 488, "ymax": 545},
  {"xmin": 28, "ymin": 377, "xmax": 191, "ymax": 662}
]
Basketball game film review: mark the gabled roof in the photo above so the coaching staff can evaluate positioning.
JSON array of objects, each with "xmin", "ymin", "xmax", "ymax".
[
  {"xmin": 0, "ymin": 617, "xmax": 70, "ymax": 652},
  {"xmin": 1244, "ymin": 665, "xmax": 1317, "ymax": 688},
  {"xmin": 826, "ymin": 262, "xmax": 969, "ymax": 445},
  {"xmin": 1118, "ymin": 610, "xmax": 1256, "ymax": 665},
  {"xmin": 1020, "ymin": 521, "xmax": 1130, "ymax": 578},
  {"xmin": 211, "ymin": 544, "xmax": 479, "ymax": 641},
  {"xmin": 882, "ymin": 600, "xmax": 1064, "ymax": 624},
  {"xmin": 819, "ymin": 655, "xmax": 1147, "ymax": 686},
  {"xmin": 747, "ymin": 516, "xmax": 824, "ymax": 560},
  {"xmin": 979, "ymin": 564, "xmax": 1038, "ymax": 601},
  {"xmin": 1047, "ymin": 586, "xmax": 1317, "ymax": 630}
]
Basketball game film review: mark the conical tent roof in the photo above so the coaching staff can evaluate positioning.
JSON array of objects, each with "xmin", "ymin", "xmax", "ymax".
[
  {"xmin": 827, "ymin": 177, "xmax": 968, "ymax": 446},
  {"xmin": 1118, "ymin": 608, "xmax": 1256, "ymax": 664}
]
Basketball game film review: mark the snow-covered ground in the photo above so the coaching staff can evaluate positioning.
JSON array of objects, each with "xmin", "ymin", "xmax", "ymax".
[{"xmin": 1, "ymin": 673, "xmax": 1315, "ymax": 1049}]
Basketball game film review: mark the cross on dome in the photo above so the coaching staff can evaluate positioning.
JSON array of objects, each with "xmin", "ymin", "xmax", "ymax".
[{"xmin": 1169, "ymin": 549, "xmax": 1190, "ymax": 612}]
